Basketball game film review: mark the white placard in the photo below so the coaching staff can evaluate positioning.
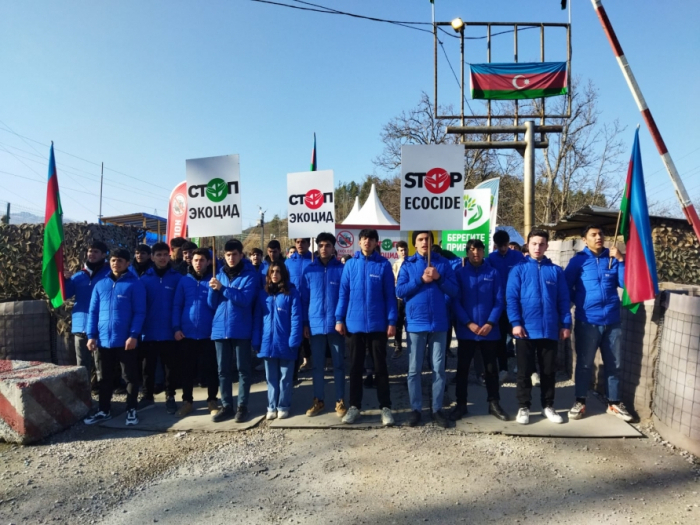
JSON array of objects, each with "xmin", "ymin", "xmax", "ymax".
[
  {"xmin": 400, "ymin": 144, "xmax": 464, "ymax": 231},
  {"xmin": 185, "ymin": 155, "xmax": 242, "ymax": 237},
  {"xmin": 287, "ymin": 170, "xmax": 335, "ymax": 238},
  {"xmin": 335, "ymin": 227, "xmax": 404, "ymax": 261}
]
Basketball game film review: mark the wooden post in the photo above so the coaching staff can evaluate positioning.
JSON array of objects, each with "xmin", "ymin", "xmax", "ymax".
[
  {"xmin": 211, "ymin": 237, "xmax": 217, "ymax": 275},
  {"xmin": 610, "ymin": 210, "xmax": 623, "ymax": 270}
]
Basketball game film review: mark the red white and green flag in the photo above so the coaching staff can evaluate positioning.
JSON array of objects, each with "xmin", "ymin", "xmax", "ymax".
[
  {"xmin": 41, "ymin": 143, "xmax": 66, "ymax": 308},
  {"xmin": 470, "ymin": 62, "xmax": 568, "ymax": 100}
]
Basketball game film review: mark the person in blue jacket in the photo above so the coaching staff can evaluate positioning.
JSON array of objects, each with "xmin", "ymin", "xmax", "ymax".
[
  {"xmin": 488, "ymin": 230, "xmax": 525, "ymax": 382},
  {"xmin": 261, "ymin": 239, "xmax": 285, "ymax": 275},
  {"xmin": 63, "ymin": 241, "xmax": 110, "ymax": 390},
  {"xmin": 130, "ymin": 244, "xmax": 153, "ymax": 278},
  {"xmin": 208, "ymin": 239, "xmax": 259, "ymax": 423},
  {"xmin": 286, "ymin": 238, "xmax": 313, "ymax": 373},
  {"xmin": 396, "ymin": 231, "xmax": 458, "ymax": 428},
  {"xmin": 300, "ymin": 232, "xmax": 347, "ymax": 418},
  {"xmin": 83, "ymin": 248, "xmax": 146, "ymax": 426},
  {"xmin": 564, "ymin": 225, "xmax": 632, "ymax": 422},
  {"xmin": 449, "ymin": 239, "xmax": 509, "ymax": 422},
  {"xmin": 507, "ymin": 229, "xmax": 571, "ymax": 425},
  {"xmin": 335, "ymin": 229, "xmax": 397, "ymax": 427},
  {"xmin": 252, "ymin": 262, "xmax": 302, "ymax": 420},
  {"xmin": 172, "ymin": 247, "xmax": 218, "ymax": 418}
]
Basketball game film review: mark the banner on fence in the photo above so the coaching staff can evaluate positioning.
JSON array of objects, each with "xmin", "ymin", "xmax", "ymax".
[
  {"xmin": 287, "ymin": 170, "xmax": 335, "ymax": 239},
  {"xmin": 334, "ymin": 227, "xmax": 403, "ymax": 260}
]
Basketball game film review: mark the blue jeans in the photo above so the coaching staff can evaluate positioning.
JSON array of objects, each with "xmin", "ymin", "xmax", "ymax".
[
  {"xmin": 264, "ymin": 358, "xmax": 295, "ymax": 412},
  {"xmin": 214, "ymin": 339, "xmax": 252, "ymax": 409},
  {"xmin": 574, "ymin": 320, "xmax": 622, "ymax": 402},
  {"xmin": 407, "ymin": 331, "xmax": 447, "ymax": 412},
  {"xmin": 310, "ymin": 333, "xmax": 346, "ymax": 403}
]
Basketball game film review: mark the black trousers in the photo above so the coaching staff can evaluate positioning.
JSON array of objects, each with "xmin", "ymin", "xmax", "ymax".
[
  {"xmin": 180, "ymin": 338, "xmax": 219, "ymax": 403},
  {"xmin": 348, "ymin": 332, "xmax": 391, "ymax": 409},
  {"xmin": 455, "ymin": 339, "xmax": 500, "ymax": 405},
  {"xmin": 516, "ymin": 338, "xmax": 558, "ymax": 409},
  {"xmin": 395, "ymin": 299, "xmax": 406, "ymax": 348},
  {"xmin": 496, "ymin": 312, "xmax": 512, "ymax": 371},
  {"xmin": 97, "ymin": 346, "xmax": 139, "ymax": 412},
  {"xmin": 140, "ymin": 340, "xmax": 178, "ymax": 399}
]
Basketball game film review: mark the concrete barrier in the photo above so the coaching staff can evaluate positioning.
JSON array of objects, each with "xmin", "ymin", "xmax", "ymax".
[{"xmin": 0, "ymin": 360, "xmax": 91, "ymax": 444}]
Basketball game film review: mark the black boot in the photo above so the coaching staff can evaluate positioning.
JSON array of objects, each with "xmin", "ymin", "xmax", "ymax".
[{"xmin": 489, "ymin": 401, "xmax": 509, "ymax": 421}]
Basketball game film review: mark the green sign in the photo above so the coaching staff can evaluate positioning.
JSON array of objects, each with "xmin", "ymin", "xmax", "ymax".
[{"xmin": 441, "ymin": 189, "xmax": 491, "ymax": 257}]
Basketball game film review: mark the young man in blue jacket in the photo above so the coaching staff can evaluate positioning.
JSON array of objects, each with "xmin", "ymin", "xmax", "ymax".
[
  {"xmin": 140, "ymin": 242, "xmax": 183, "ymax": 414},
  {"xmin": 488, "ymin": 230, "xmax": 524, "ymax": 382},
  {"xmin": 172, "ymin": 247, "xmax": 218, "ymax": 417},
  {"xmin": 300, "ymin": 232, "xmax": 347, "ymax": 418},
  {"xmin": 335, "ymin": 229, "xmax": 397, "ymax": 426},
  {"xmin": 564, "ymin": 225, "xmax": 632, "ymax": 422},
  {"xmin": 208, "ymin": 239, "xmax": 259, "ymax": 423},
  {"xmin": 396, "ymin": 231, "xmax": 458, "ymax": 428},
  {"xmin": 450, "ymin": 239, "xmax": 509, "ymax": 421},
  {"xmin": 507, "ymin": 229, "xmax": 572, "ymax": 425},
  {"xmin": 130, "ymin": 244, "xmax": 153, "ymax": 278},
  {"xmin": 63, "ymin": 241, "xmax": 111, "ymax": 390},
  {"xmin": 286, "ymin": 238, "xmax": 313, "ymax": 373},
  {"xmin": 84, "ymin": 249, "xmax": 146, "ymax": 426}
]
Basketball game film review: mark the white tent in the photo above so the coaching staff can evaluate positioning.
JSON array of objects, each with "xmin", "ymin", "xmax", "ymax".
[{"xmin": 342, "ymin": 184, "xmax": 398, "ymax": 226}]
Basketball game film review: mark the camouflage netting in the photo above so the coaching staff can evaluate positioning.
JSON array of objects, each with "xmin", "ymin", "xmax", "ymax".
[
  {"xmin": 0, "ymin": 222, "xmax": 145, "ymax": 335},
  {"xmin": 652, "ymin": 222, "xmax": 700, "ymax": 286}
]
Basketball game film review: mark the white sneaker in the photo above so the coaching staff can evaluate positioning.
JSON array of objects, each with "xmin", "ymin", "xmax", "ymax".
[
  {"xmin": 381, "ymin": 407, "xmax": 395, "ymax": 427},
  {"xmin": 531, "ymin": 372, "xmax": 541, "ymax": 387},
  {"xmin": 266, "ymin": 410, "xmax": 277, "ymax": 420},
  {"xmin": 342, "ymin": 406, "xmax": 361, "ymax": 424},
  {"xmin": 498, "ymin": 370, "xmax": 509, "ymax": 384},
  {"xmin": 543, "ymin": 406, "xmax": 563, "ymax": 424},
  {"xmin": 277, "ymin": 409, "xmax": 289, "ymax": 419},
  {"xmin": 516, "ymin": 408, "xmax": 530, "ymax": 425},
  {"xmin": 125, "ymin": 408, "xmax": 138, "ymax": 426}
]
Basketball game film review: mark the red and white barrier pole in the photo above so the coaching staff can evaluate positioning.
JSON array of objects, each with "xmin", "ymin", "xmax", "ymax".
[{"xmin": 591, "ymin": 0, "xmax": 700, "ymax": 241}]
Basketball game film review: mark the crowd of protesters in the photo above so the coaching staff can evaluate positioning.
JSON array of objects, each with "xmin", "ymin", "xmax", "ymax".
[{"xmin": 63, "ymin": 224, "xmax": 632, "ymax": 428}]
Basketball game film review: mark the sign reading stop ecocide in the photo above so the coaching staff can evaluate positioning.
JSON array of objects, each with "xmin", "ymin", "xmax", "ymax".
[
  {"xmin": 287, "ymin": 170, "xmax": 335, "ymax": 238},
  {"xmin": 400, "ymin": 145, "xmax": 464, "ymax": 232}
]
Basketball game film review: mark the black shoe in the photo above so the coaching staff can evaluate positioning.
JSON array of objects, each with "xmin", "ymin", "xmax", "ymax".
[
  {"xmin": 234, "ymin": 405, "xmax": 248, "ymax": 423},
  {"xmin": 432, "ymin": 409, "xmax": 450, "ymax": 428},
  {"xmin": 165, "ymin": 396, "xmax": 177, "ymax": 415},
  {"xmin": 449, "ymin": 404, "xmax": 468, "ymax": 421},
  {"xmin": 363, "ymin": 374, "xmax": 374, "ymax": 389},
  {"xmin": 406, "ymin": 410, "xmax": 422, "ymax": 427},
  {"xmin": 212, "ymin": 405, "xmax": 234, "ymax": 422},
  {"xmin": 489, "ymin": 401, "xmax": 509, "ymax": 421}
]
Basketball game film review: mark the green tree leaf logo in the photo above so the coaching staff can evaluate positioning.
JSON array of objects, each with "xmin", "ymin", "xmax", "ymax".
[
  {"xmin": 463, "ymin": 195, "xmax": 483, "ymax": 226},
  {"xmin": 381, "ymin": 239, "xmax": 393, "ymax": 251},
  {"xmin": 206, "ymin": 178, "xmax": 228, "ymax": 203}
]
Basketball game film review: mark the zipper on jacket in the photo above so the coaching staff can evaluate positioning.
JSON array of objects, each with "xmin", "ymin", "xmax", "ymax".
[
  {"xmin": 364, "ymin": 256, "xmax": 369, "ymax": 331},
  {"xmin": 596, "ymin": 255, "xmax": 606, "ymax": 316},
  {"xmin": 538, "ymin": 260, "xmax": 545, "ymax": 335},
  {"xmin": 324, "ymin": 265, "xmax": 328, "ymax": 334},
  {"xmin": 109, "ymin": 279, "xmax": 117, "ymax": 344}
]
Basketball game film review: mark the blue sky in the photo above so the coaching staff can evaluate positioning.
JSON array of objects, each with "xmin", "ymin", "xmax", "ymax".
[{"xmin": 1, "ymin": 0, "xmax": 698, "ymax": 226}]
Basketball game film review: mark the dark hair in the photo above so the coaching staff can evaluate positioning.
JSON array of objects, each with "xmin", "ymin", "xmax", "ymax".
[
  {"xmin": 224, "ymin": 239, "xmax": 243, "ymax": 253},
  {"xmin": 267, "ymin": 240, "xmax": 281, "ymax": 250},
  {"xmin": 250, "ymin": 248, "xmax": 263, "ymax": 256},
  {"xmin": 265, "ymin": 262, "xmax": 291, "ymax": 295},
  {"xmin": 581, "ymin": 224, "xmax": 603, "ymax": 237},
  {"xmin": 316, "ymin": 232, "xmax": 336, "ymax": 246},
  {"xmin": 192, "ymin": 247, "xmax": 211, "ymax": 260},
  {"xmin": 341, "ymin": 254, "xmax": 352, "ymax": 263},
  {"xmin": 396, "ymin": 240, "xmax": 408, "ymax": 250},
  {"xmin": 509, "ymin": 241, "xmax": 521, "ymax": 250},
  {"xmin": 411, "ymin": 230, "xmax": 434, "ymax": 246},
  {"xmin": 527, "ymin": 229, "xmax": 550, "ymax": 242},
  {"xmin": 181, "ymin": 241, "xmax": 198, "ymax": 251},
  {"xmin": 521, "ymin": 244, "xmax": 529, "ymax": 254},
  {"xmin": 170, "ymin": 237, "xmax": 186, "ymax": 249},
  {"xmin": 295, "ymin": 238, "xmax": 310, "ymax": 244},
  {"xmin": 135, "ymin": 243, "xmax": 151, "ymax": 255},
  {"xmin": 111, "ymin": 248, "xmax": 130, "ymax": 261},
  {"xmin": 89, "ymin": 241, "xmax": 109, "ymax": 254},
  {"xmin": 151, "ymin": 242, "xmax": 170, "ymax": 254},
  {"xmin": 466, "ymin": 238, "xmax": 485, "ymax": 251},
  {"xmin": 493, "ymin": 230, "xmax": 510, "ymax": 247},
  {"xmin": 359, "ymin": 229, "xmax": 379, "ymax": 242}
]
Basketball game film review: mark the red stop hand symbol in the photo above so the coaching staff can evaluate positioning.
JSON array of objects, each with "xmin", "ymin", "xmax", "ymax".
[
  {"xmin": 424, "ymin": 168, "xmax": 450, "ymax": 194},
  {"xmin": 304, "ymin": 189, "xmax": 324, "ymax": 209}
]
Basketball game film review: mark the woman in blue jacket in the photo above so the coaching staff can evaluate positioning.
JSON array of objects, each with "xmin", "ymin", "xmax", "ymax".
[{"xmin": 253, "ymin": 262, "xmax": 303, "ymax": 420}]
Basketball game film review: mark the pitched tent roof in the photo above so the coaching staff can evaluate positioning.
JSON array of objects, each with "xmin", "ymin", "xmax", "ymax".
[
  {"xmin": 342, "ymin": 197, "xmax": 362, "ymax": 225},
  {"xmin": 343, "ymin": 184, "xmax": 398, "ymax": 226}
]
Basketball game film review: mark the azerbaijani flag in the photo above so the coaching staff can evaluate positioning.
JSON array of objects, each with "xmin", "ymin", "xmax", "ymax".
[
  {"xmin": 470, "ymin": 62, "xmax": 568, "ymax": 100},
  {"xmin": 310, "ymin": 132, "xmax": 317, "ymax": 171},
  {"xmin": 41, "ymin": 143, "xmax": 66, "ymax": 308},
  {"xmin": 619, "ymin": 129, "xmax": 659, "ymax": 313}
]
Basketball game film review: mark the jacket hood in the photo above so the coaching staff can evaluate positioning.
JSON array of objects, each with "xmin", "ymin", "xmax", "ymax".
[
  {"xmin": 525, "ymin": 255, "xmax": 553, "ymax": 266},
  {"xmin": 406, "ymin": 251, "xmax": 446, "ymax": 264},
  {"xmin": 288, "ymin": 251, "xmax": 312, "ymax": 261},
  {"xmin": 352, "ymin": 250, "xmax": 384, "ymax": 262},
  {"xmin": 310, "ymin": 256, "xmax": 343, "ymax": 269},
  {"xmin": 144, "ymin": 265, "xmax": 180, "ymax": 278}
]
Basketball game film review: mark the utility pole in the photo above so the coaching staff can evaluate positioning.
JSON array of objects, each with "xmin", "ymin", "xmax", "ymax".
[
  {"xmin": 258, "ymin": 207, "xmax": 266, "ymax": 250},
  {"xmin": 1, "ymin": 202, "xmax": 9, "ymax": 225},
  {"xmin": 99, "ymin": 162, "xmax": 104, "ymax": 223}
]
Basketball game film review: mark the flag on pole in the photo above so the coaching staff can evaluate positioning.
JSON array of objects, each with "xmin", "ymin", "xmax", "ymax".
[
  {"xmin": 41, "ymin": 143, "xmax": 66, "ymax": 308},
  {"xmin": 310, "ymin": 133, "xmax": 317, "ymax": 171},
  {"xmin": 619, "ymin": 129, "xmax": 659, "ymax": 313},
  {"xmin": 470, "ymin": 62, "xmax": 568, "ymax": 100}
]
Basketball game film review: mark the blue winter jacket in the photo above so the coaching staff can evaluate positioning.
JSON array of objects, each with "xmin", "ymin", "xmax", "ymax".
[
  {"xmin": 252, "ymin": 286, "xmax": 303, "ymax": 361},
  {"xmin": 208, "ymin": 259, "xmax": 259, "ymax": 340},
  {"xmin": 451, "ymin": 261, "xmax": 504, "ymax": 341},
  {"xmin": 141, "ymin": 265, "xmax": 183, "ymax": 342},
  {"xmin": 285, "ymin": 251, "xmax": 313, "ymax": 289},
  {"xmin": 506, "ymin": 256, "xmax": 572, "ymax": 341},
  {"xmin": 86, "ymin": 271, "xmax": 147, "ymax": 348},
  {"xmin": 335, "ymin": 251, "xmax": 398, "ymax": 334},
  {"xmin": 395, "ymin": 252, "xmax": 458, "ymax": 333},
  {"xmin": 564, "ymin": 247, "xmax": 625, "ymax": 325},
  {"xmin": 487, "ymin": 249, "xmax": 524, "ymax": 290},
  {"xmin": 128, "ymin": 260, "xmax": 153, "ymax": 278},
  {"xmin": 300, "ymin": 257, "xmax": 344, "ymax": 335},
  {"xmin": 65, "ymin": 263, "xmax": 111, "ymax": 334},
  {"xmin": 172, "ymin": 267, "xmax": 215, "ymax": 340}
]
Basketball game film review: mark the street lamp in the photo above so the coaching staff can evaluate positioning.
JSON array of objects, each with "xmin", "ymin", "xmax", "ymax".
[{"xmin": 451, "ymin": 17, "xmax": 464, "ymax": 33}]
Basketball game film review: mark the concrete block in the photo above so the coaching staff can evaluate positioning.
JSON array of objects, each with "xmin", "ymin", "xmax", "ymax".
[{"xmin": 0, "ymin": 360, "xmax": 91, "ymax": 444}]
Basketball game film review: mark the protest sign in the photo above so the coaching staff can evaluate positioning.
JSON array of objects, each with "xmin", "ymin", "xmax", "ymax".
[
  {"xmin": 441, "ymin": 189, "xmax": 491, "ymax": 256},
  {"xmin": 335, "ymin": 227, "xmax": 403, "ymax": 260},
  {"xmin": 287, "ymin": 170, "xmax": 335, "ymax": 239}
]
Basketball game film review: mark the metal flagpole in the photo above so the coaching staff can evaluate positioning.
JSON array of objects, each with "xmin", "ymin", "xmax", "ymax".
[{"xmin": 591, "ymin": 0, "xmax": 700, "ymax": 241}]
